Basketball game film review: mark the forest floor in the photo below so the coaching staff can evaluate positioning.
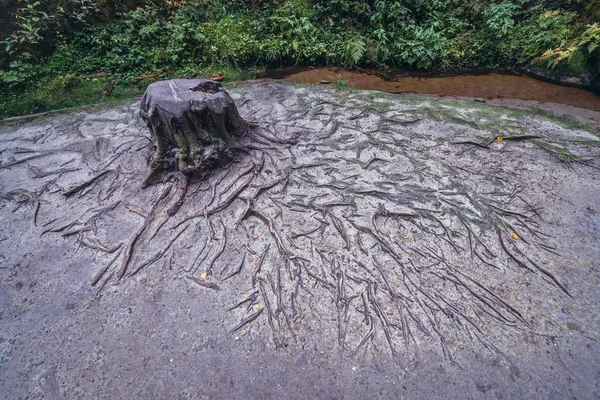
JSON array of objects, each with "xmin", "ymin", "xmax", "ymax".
[{"xmin": 0, "ymin": 80, "xmax": 599, "ymax": 399}]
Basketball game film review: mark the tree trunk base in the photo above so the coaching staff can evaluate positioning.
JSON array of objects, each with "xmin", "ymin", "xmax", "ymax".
[{"xmin": 139, "ymin": 79, "xmax": 247, "ymax": 187}]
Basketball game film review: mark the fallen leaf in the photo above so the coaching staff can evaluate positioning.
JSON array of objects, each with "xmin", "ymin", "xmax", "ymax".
[
  {"xmin": 497, "ymin": 136, "xmax": 504, "ymax": 142},
  {"xmin": 200, "ymin": 271, "xmax": 208, "ymax": 279},
  {"xmin": 512, "ymin": 233, "xmax": 518, "ymax": 240}
]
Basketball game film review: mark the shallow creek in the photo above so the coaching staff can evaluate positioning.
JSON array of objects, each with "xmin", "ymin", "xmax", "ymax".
[{"xmin": 261, "ymin": 67, "xmax": 600, "ymax": 120}]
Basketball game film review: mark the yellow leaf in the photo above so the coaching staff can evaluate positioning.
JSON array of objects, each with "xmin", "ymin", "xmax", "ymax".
[
  {"xmin": 497, "ymin": 136, "xmax": 504, "ymax": 142},
  {"xmin": 254, "ymin": 304, "xmax": 261, "ymax": 310},
  {"xmin": 512, "ymin": 233, "xmax": 518, "ymax": 240}
]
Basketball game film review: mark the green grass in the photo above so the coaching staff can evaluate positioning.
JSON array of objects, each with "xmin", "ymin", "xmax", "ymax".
[
  {"xmin": 0, "ymin": 63, "xmax": 261, "ymax": 119},
  {"xmin": 0, "ymin": 77, "xmax": 143, "ymax": 118},
  {"xmin": 201, "ymin": 63, "xmax": 261, "ymax": 83}
]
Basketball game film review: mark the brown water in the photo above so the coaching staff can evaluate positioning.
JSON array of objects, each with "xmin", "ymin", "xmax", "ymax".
[{"xmin": 262, "ymin": 67, "xmax": 600, "ymax": 112}]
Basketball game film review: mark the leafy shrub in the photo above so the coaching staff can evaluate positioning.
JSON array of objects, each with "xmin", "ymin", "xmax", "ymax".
[
  {"xmin": 2, "ymin": 0, "xmax": 599, "ymax": 118},
  {"xmin": 1, "ymin": 0, "xmax": 50, "ymax": 59}
]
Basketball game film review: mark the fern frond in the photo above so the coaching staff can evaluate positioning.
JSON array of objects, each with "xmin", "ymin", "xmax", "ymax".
[{"xmin": 344, "ymin": 35, "xmax": 366, "ymax": 67}]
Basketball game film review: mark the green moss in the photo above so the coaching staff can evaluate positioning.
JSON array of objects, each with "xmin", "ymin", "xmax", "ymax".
[
  {"xmin": 549, "ymin": 48, "xmax": 588, "ymax": 76},
  {"xmin": 531, "ymin": 107, "xmax": 596, "ymax": 133},
  {"xmin": 535, "ymin": 140, "xmax": 582, "ymax": 163}
]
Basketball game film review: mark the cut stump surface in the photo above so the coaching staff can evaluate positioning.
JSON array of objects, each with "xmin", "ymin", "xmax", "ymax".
[{"xmin": 139, "ymin": 79, "xmax": 247, "ymax": 186}]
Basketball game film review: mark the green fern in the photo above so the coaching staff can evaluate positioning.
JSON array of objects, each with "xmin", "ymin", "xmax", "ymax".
[{"xmin": 344, "ymin": 35, "xmax": 366, "ymax": 67}]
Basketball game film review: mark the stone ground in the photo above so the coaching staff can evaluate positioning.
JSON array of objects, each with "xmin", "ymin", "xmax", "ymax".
[{"xmin": 0, "ymin": 80, "xmax": 599, "ymax": 399}]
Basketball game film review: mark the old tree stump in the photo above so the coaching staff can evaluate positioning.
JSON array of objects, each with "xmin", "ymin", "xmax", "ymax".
[{"xmin": 139, "ymin": 79, "xmax": 247, "ymax": 187}]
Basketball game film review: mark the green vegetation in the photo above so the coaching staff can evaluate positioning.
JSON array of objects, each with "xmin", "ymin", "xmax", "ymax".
[{"xmin": 1, "ymin": 0, "xmax": 599, "ymax": 117}]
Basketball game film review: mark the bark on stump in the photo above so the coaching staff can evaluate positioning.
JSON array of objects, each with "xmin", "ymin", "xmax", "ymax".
[{"xmin": 139, "ymin": 79, "xmax": 247, "ymax": 187}]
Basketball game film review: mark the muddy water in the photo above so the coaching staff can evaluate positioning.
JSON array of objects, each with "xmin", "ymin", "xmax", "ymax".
[{"xmin": 262, "ymin": 67, "xmax": 600, "ymax": 112}]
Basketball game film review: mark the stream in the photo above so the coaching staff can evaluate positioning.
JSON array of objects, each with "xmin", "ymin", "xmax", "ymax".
[{"xmin": 261, "ymin": 67, "xmax": 600, "ymax": 124}]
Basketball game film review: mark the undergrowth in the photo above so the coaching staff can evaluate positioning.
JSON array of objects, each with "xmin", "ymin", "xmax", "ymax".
[{"xmin": 0, "ymin": 0, "xmax": 599, "ymax": 118}]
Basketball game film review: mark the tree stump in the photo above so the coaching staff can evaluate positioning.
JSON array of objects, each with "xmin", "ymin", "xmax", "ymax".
[{"xmin": 139, "ymin": 79, "xmax": 247, "ymax": 187}]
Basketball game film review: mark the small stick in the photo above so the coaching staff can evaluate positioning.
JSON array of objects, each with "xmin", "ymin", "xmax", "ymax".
[
  {"xmin": 514, "ymin": 243, "xmax": 572, "ymax": 297},
  {"xmin": 237, "ymin": 197, "xmax": 252, "ymax": 225},
  {"xmin": 204, "ymin": 220, "xmax": 227, "ymax": 277},
  {"xmin": 303, "ymin": 264, "xmax": 334, "ymax": 288},
  {"xmin": 91, "ymin": 248, "xmax": 122, "ymax": 286},
  {"xmin": 247, "ymin": 207, "xmax": 291, "ymax": 256},
  {"xmin": 0, "ymin": 152, "xmax": 51, "ymax": 170},
  {"xmin": 208, "ymin": 174, "xmax": 254, "ymax": 215},
  {"xmin": 451, "ymin": 140, "xmax": 490, "ymax": 149},
  {"xmin": 354, "ymin": 315, "xmax": 375, "ymax": 354},
  {"xmin": 228, "ymin": 290, "xmax": 259, "ymax": 311},
  {"xmin": 329, "ymin": 212, "xmax": 350, "ymax": 250},
  {"xmin": 291, "ymin": 162, "xmax": 322, "ymax": 169},
  {"xmin": 253, "ymin": 168, "xmax": 290, "ymax": 198},
  {"xmin": 504, "ymin": 135, "xmax": 543, "ymax": 141},
  {"xmin": 259, "ymin": 280, "xmax": 278, "ymax": 348},
  {"xmin": 363, "ymin": 157, "xmax": 388, "ymax": 169},
  {"xmin": 94, "ymin": 239, "xmax": 122, "ymax": 253},
  {"xmin": 129, "ymin": 225, "xmax": 189, "ymax": 276},
  {"xmin": 487, "ymin": 202, "xmax": 530, "ymax": 219},
  {"xmin": 291, "ymin": 225, "xmax": 321, "ymax": 239},
  {"xmin": 33, "ymin": 202, "xmax": 40, "ymax": 227},
  {"xmin": 497, "ymin": 228, "xmax": 534, "ymax": 273},
  {"xmin": 281, "ymin": 307, "xmax": 298, "ymax": 343},
  {"xmin": 223, "ymin": 250, "xmax": 247, "ymax": 281},
  {"xmin": 229, "ymin": 309, "xmax": 263, "ymax": 334},
  {"xmin": 62, "ymin": 170, "xmax": 112, "ymax": 197},
  {"xmin": 367, "ymin": 281, "xmax": 398, "ymax": 360},
  {"xmin": 62, "ymin": 226, "xmax": 92, "ymax": 237},
  {"xmin": 221, "ymin": 161, "xmax": 255, "ymax": 194},
  {"xmin": 356, "ymin": 232, "xmax": 368, "ymax": 255},
  {"xmin": 29, "ymin": 166, "xmax": 78, "ymax": 178},
  {"xmin": 188, "ymin": 275, "xmax": 220, "ymax": 290},
  {"xmin": 276, "ymin": 260, "xmax": 282, "ymax": 314},
  {"xmin": 252, "ymin": 244, "xmax": 270, "ymax": 287}
]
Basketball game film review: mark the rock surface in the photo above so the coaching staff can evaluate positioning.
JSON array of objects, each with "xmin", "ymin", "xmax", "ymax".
[{"xmin": 0, "ymin": 80, "xmax": 599, "ymax": 398}]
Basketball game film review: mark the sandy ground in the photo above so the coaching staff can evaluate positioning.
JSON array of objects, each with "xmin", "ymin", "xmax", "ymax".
[{"xmin": 1, "ymin": 80, "xmax": 599, "ymax": 399}]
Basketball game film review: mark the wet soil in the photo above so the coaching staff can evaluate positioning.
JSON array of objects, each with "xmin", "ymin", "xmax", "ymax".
[
  {"xmin": 1, "ymin": 80, "xmax": 599, "ymax": 398},
  {"xmin": 262, "ymin": 67, "xmax": 600, "ymax": 124}
]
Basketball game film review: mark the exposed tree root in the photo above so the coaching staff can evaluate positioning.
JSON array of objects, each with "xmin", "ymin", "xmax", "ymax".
[
  {"xmin": 62, "ymin": 170, "xmax": 112, "ymax": 197},
  {"xmin": 11, "ymin": 84, "xmax": 596, "ymax": 366},
  {"xmin": 117, "ymin": 186, "xmax": 171, "ymax": 279}
]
